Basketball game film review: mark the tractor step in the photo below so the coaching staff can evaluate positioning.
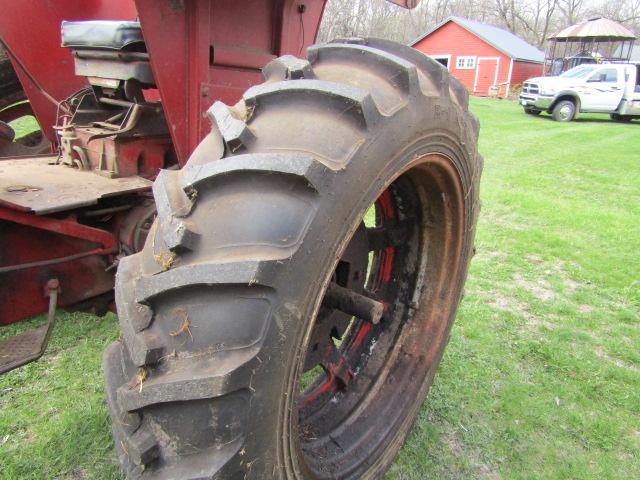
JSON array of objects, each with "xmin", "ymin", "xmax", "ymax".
[
  {"xmin": 0, "ymin": 324, "xmax": 52, "ymax": 373},
  {"xmin": 0, "ymin": 279, "xmax": 59, "ymax": 374}
]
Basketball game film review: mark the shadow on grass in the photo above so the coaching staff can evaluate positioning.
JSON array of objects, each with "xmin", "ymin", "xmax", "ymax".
[{"xmin": 527, "ymin": 113, "xmax": 639, "ymax": 124}]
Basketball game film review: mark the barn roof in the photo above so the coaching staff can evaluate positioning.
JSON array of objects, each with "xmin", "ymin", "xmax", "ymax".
[{"xmin": 411, "ymin": 16, "xmax": 545, "ymax": 63}]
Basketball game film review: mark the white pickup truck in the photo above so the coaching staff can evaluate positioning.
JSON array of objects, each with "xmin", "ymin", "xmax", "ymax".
[{"xmin": 519, "ymin": 63, "xmax": 640, "ymax": 122}]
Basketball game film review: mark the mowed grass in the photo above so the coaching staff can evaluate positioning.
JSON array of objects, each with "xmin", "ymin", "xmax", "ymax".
[
  {"xmin": 1, "ymin": 98, "xmax": 639, "ymax": 479},
  {"xmin": 387, "ymin": 100, "xmax": 640, "ymax": 479}
]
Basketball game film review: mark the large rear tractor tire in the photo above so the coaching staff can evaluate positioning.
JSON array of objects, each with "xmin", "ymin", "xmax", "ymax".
[
  {"xmin": 104, "ymin": 38, "xmax": 482, "ymax": 479},
  {"xmin": 0, "ymin": 47, "xmax": 50, "ymax": 156}
]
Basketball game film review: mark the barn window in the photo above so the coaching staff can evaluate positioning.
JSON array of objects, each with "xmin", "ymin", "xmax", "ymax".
[
  {"xmin": 430, "ymin": 54, "xmax": 451, "ymax": 70},
  {"xmin": 456, "ymin": 56, "xmax": 476, "ymax": 69}
]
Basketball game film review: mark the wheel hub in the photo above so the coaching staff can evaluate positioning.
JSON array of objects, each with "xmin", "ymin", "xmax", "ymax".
[
  {"xmin": 302, "ymin": 223, "xmax": 369, "ymax": 372},
  {"xmin": 560, "ymin": 104, "xmax": 572, "ymax": 120},
  {"xmin": 297, "ymin": 184, "xmax": 414, "ymax": 440}
]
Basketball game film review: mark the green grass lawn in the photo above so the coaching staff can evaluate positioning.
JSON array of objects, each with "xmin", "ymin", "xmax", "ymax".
[{"xmin": 1, "ymin": 98, "xmax": 639, "ymax": 479}]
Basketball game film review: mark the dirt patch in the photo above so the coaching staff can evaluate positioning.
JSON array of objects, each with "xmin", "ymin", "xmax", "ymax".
[
  {"xmin": 524, "ymin": 257, "xmax": 588, "ymax": 294},
  {"xmin": 525, "ymin": 254, "xmax": 544, "ymax": 265},
  {"xmin": 562, "ymin": 277, "xmax": 580, "ymax": 292},
  {"xmin": 477, "ymin": 464, "xmax": 501, "ymax": 480},
  {"xmin": 488, "ymin": 293, "xmax": 514, "ymax": 312},
  {"xmin": 523, "ymin": 314, "xmax": 557, "ymax": 332},
  {"xmin": 512, "ymin": 273, "xmax": 557, "ymax": 301},
  {"xmin": 70, "ymin": 468, "xmax": 88, "ymax": 480},
  {"xmin": 595, "ymin": 346, "xmax": 640, "ymax": 373},
  {"xmin": 578, "ymin": 304, "xmax": 594, "ymax": 314},
  {"xmin": 444, "ymin": 431, "xmax": 464, "ymax": 457},
  {"xmin": 488, "ymin": 292, "xmax": 528, "ymax": 314},
  {"xmin": 444, "ymin": 431, "xmax": 501, "ymax": 480},
  {"xmin": 549, "ymin": 260, "xmax": 586, "ymax": 292},
  {"xmin": 477, "ymin": 250, "xmax": 508, "ymax": 261},
  {"xmin": 487, "ymin": 291, "xmax": 556, "ymax": 332},
  {"xmin": 627, "ymin": 430, "xmax": 640, "ymax": 448},
  {"xmin": 45, "ymin": 349, "xmax": 64, "ymax": 364},
  {"xmin": 481, "ymin": 209, "xmax": 527, "ymax": 232}
]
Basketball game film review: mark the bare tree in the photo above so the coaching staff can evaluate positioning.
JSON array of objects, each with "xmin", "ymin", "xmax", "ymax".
[
  {"xmin": 587, "ymin": 0, "xmax": 640, "ymax": 33},
  {"xmin": 511, "ymin": 0, "xmax": 559, "ymax": 46},
  {"xmin": 317, "ymin": 0, "xmax": 635, "ymax": 53},
  {"xmin": 557, "ymin": 0, "xmax": 585, "ymax": 25},
  {"xmin": 495, "ymin": 0, "xmax": 518, "ymax": 33}
]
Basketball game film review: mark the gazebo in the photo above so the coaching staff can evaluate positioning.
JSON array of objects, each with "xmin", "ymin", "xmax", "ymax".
[{"xmin": 545, "ymin": 17, "xmax": 636, "ymax": 75}]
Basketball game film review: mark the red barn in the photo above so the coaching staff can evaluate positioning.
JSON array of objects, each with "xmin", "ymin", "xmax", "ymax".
[{"xmin": 411, "ymin": 16, "xmax": 544, "ymax": 96}]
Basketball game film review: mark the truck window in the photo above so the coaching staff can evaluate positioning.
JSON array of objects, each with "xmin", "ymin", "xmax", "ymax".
[
  {"xmin": 561, "ymin": 65, "xmax": 596, "ymax": 78},
  {"xmin": 589, "ymin": 68, "xmax": 618, "ymax": 83}
]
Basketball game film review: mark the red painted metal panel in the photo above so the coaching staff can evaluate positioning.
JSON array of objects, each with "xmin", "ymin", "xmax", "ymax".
[
  {"xmin": 0, "ymin": 0, "xmax": 138, "ymax": 142},
  {"xmin": 0, "ymin": 223, "xmax": 115, "ymax": 324},
  {"xmin": 0, "ymin": 206, "xmax": 117, "ymax": 252},
  {"xmin": 0, "ymin": 206, "xmax": 118, "ymax": 324},
  {"xmin": 135, "ymin": 0, "xmax": 327, "ymax": 166}
]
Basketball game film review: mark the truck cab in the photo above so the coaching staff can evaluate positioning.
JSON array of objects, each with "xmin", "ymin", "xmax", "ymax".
[{"xmin": 519, "ymin": 63, "xmax": 640, "ymax": 122}]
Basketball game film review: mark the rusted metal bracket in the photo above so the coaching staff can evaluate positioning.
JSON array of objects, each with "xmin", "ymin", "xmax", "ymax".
[
  {"xmin": 87, "ymin": 101, "xmax": 142, "ymax": 143},
  {"xmin": 323, "ymin": 282, "xmax": 385, "ymax": 325}
]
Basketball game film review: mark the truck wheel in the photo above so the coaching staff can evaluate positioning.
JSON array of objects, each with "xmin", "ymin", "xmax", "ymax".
[
  {"xmin": 610, "ymin": 113, "xmax": 632, "ymax": 123},
  {"xmin": 524, "ymin": 108, "xmax": 540, "ymax": 115},
  {"xmin": 551, "ymin": 100, "xmax": 575, "ymax": 122},
  {"xmin": 104, "ymin": 38, "xmax": 482, "ymax": 479}
]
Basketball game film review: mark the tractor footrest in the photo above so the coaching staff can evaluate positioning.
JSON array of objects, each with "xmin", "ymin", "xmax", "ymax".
[
  {"xmin": 0, "ymin": 279, "xmax": 59, "ymax": 374},
  {"xmin": 0, "ymin": 324, "xmax": 50, "ymax": 374}
]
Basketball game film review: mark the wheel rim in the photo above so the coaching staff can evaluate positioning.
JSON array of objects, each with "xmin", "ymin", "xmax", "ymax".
[
  {"xmin": 559, "ymin": 104, "xmax": 573, "ymax": 121},
  {"xmin": 0, "ymin": 100, "xmax": 50, "ymax": 157},
  {"xmin": 0, "ymin": 100, "xmax": 33, "ymax": 124},
  {"xmin": 292, "ymin": 153, "xmax": 466, "ymax": 478},
  {"xmin": 297, "ymin": 188, "xmax": 398, "ymax": 412}
]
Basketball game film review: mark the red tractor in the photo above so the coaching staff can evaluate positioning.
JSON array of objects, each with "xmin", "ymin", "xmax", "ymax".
[{"xmin": 0, "ymin": 1, "xmax": 481, "ymax": 478}]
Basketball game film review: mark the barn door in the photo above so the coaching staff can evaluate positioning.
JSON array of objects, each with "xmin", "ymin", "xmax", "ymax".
[{"xmin": 474, "ymin": 58, "xmax": 500, "ymax": 96}]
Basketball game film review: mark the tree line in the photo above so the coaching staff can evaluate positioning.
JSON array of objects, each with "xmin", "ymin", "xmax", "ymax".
[{"xmin": 317, "ymin": 0, "xmax": 640, "ymax": 49}]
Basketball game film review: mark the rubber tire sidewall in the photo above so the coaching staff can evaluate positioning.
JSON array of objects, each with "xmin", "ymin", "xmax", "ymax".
[
  {"xmin": 272, "ymin": 114, "xmax": 478, "ymax": 479},
  {"xmin": 106, "ymin": 43, "xmax": 481, "ymax": 480},
  {"xmin": 552, "ymin": 100, "xmax": 576, "ymax": 122},
  {"xmin": 611, "ymin": 113, "xmax": 632, "ymax": 123}
]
